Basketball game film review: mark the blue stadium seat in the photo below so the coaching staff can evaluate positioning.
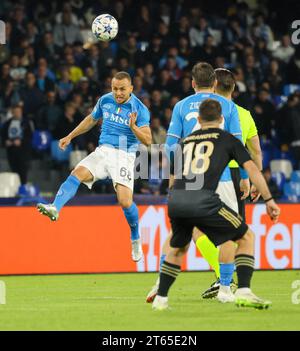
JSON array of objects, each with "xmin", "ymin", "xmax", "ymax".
[
  {"xmin": 262, "ymin": 149, "xmax": 272, "ymax": 169},
  {"xmin": 273, "ymin": 95, "xmax": 287, "ymax": 108},
  {"xmin": 260, "ymin": 138, "xmax": 271, "ymax": 149},
  {"xmin": 16, "ymin": 184, "xmax": 45, "ymax": 206},
  {"xmin": 261, "ymin": 139, "xmax": 275, "ymax": 169},
  {"xmin": 51, "ymin": 140, "xmax": 72, "ymax": 162},
  {"xmin": 270, "ymin": 129, "xmax": 281, "ymax": 148},
  {"xmin": 32, "ymin": 130, "xmax": 52, "ymax": 151},
  {"xmin": 290, "ymin": 181, "xmax": 300, "ymax": 196},
  {"xmin": 291, "ymin": 171, "xmax": 300, "ymax": 183},
  {"xmin": 283, "ymin": 84, "xmax": 300, "ymax": 96},
  {"xmin": 283, "ymin": 182, "xmax": 299, "ymax": 202},
  {"xmin": 18, "ymin": 183, "xmax": 40, "ymax": 197},
  {"xmin": 280, "ymin": 150, "xmax": 294, "ymax": 160},
  {"xmin": 271, "ymin": 172, "xmax": 286, "ymax": 192},
  {"xmin": 271, "ymin": 146, "xmax": 281, "ymax": 159},
  {"xmin": 284, "ymin": 181, "xmax": 300, "ymax": 196}
]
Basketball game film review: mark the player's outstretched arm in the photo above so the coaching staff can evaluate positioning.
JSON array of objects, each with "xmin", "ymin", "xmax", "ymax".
[
  {"xmin": 129, "ymin": 112, "xmax": 152, "ymax": 146},
  {"xmin": 59, "ymin": 114, "xmax": 98, "ymax": 150},
  {"xmin": 243, "ymin": 160, "xmax": 280, "ymax": 223}
]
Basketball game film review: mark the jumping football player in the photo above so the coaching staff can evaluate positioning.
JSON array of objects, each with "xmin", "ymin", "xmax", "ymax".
[{"xmin": 37, "ymin": 71, "xmax": 152, "ymax": 262}]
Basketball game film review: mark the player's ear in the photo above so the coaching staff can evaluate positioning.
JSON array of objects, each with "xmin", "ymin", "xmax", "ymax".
[
  {"xmin": 198, "ymin": 115, "xmax": 202, "ymax": 124},
  {"xmin": 231, "ymin": 83, "xmax": 235, "ymax": 94},
  {"xmin": 191, "ymin": 79, "xmax": 196, "ymax": 90},
  {"xmin": 219, "ymin": 115, "xmax": 224, "ymax": 124}
]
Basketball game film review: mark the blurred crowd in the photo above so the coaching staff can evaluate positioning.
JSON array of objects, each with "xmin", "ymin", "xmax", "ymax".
[{"xmin": 0, "ymin": 0, "xmax": 300, "ymax": 195}]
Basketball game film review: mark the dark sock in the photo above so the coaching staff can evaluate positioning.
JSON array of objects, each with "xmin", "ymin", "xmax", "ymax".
[
  {"xmin": 157, "ymin": 261, "xmax": 181, "ymax": 297},
  {"xmin": 235, "ymin": 254, "xmax": 255, "ymax": 288}
]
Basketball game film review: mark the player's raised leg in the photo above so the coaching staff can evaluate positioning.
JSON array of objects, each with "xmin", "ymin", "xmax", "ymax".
[
  {"xmin": 37, "ymin": 166, "xmax": 93, "ymax": 221},
  {"xmin": 37, "ymin": 110, "xmax": 99, "ymax": 221},
  {"xmin": 116, "ymin": 184, "xmax": 143, "ymax": 262}
]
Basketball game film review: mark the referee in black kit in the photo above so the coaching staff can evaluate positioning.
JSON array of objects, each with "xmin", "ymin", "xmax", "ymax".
[{"xmin": 152, "ymin": 99, "xmax": 280, "ymax": 311}]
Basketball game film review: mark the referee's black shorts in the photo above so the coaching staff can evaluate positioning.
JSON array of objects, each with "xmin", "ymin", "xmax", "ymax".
[
  {"xmin": 170, "ymin": 203, "xmax": 248, "ymax": 248},
  {"xmin": 230, "ymin": 167, "xmax": 246, "ymax": 220}
]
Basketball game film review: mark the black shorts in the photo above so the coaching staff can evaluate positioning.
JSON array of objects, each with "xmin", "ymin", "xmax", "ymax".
[
  {"xmin": 230, "ymin": 167, "xmax": 246, "ymax": 220},
  {"xmin": 170, "ymin": 203, "xmax": 248, "ymax": 248}
]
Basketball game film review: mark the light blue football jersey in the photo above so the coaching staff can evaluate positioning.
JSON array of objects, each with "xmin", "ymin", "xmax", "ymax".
[
  {"xmin": 91, "ymin": 92, "xmax": 150, "ymax": 152},
  {"xmin": 166, "ymin": 92, "xmax": 245, "ymax": 181}
]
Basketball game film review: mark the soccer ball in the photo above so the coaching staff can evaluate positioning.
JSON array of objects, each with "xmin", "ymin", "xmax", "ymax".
[{"xmin": 92, "ymin": 14, "xmax": 118, "ymax": 42}]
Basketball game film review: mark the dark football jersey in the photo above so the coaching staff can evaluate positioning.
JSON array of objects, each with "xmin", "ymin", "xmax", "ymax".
[{"xmin": 169, "ymin": 128, "xmax": 251, "ymax": 217}]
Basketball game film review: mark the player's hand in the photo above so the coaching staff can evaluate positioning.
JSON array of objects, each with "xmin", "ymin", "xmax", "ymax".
[
  {"xmin": 266, "ymin": 199, "xmax": 280, "ymax": 223},
  {"xmin": 250, "ymin": 184, "xmax": 261, "ymax": 202},
  {"xmin": 240, "ymin": 178, "xmax": 250, "ymax": 200},
  {"xmin": 59, "ymin": 136, "xmax": 72, "ymax": 150},
  {"xmin": 129, "ymin": 112, "xmax": 137, "ymax": 130}
]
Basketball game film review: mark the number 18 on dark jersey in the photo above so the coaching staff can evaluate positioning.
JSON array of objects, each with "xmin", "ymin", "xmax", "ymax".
[{"xmin": 169, "ymin": 128, "xmax": 251, "ymax": 218}]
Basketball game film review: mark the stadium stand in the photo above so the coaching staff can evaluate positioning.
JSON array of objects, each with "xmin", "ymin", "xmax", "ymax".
[{"xmin": 0, "ymin": 0, "xmax": 299, "ymax": 200}]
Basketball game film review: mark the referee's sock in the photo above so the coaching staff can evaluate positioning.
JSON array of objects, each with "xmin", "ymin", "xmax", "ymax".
[
  {"xmin": 158, "ymin": 261, "xmax": 181, "ymax": 297},
  {"xmin": 235, "ymin": 254, "xmax": 255, "ymax": 288},
  {"xmin": 196, "ymin": 235, "xmax": 220, "ymax": 279},
  {"xmin": 122, "ymin": 202, "xmax": 139, "ymax": 241},
  {"xmin": 53, "ymin": 175, "xmax": 81, "ymax": 212}
]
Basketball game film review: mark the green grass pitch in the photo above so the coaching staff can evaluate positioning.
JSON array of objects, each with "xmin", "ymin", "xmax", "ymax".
[{"xmin": 0, "ymin": 270, "xmax": 299, "ymax": 331}]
